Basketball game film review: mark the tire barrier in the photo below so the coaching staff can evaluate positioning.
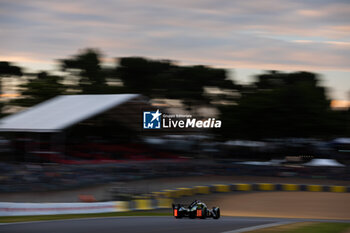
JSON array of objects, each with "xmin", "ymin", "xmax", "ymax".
[
  {"xmin": 156, "ymin": 183, "xmax": 350, "ymax": 199},
  {"xmin": 1, "ymin": 183, "xmax": 348, "ymax": 216}
]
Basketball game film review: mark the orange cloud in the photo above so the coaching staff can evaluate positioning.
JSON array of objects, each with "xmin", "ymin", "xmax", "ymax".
[
  {"xmin": 331, "ymin": 100, "xmax": 350, "ymax": 110},
  {"xmin": 0, "ymin": 93, "xmax": 20, "ymax": 98}
]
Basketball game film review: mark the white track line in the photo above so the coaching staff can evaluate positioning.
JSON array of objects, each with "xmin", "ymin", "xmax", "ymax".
[{"xmin": 221, "ymin": 221, "xmax": 292, "ymax": 233}]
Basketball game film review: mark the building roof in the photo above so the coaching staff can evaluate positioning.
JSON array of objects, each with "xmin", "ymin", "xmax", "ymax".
[
  {"xmin": 303, "ymin": 158, "xmax": 345, "ymax": 167},
  {"xmin": 0, "ymin": 94, "xmax": 141, "ymax": 132}
]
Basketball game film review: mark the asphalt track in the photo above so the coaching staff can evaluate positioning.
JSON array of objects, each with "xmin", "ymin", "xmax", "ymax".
[{"xmin": 1, "ymin": 216, "xmax": 350, "ymax": 233}]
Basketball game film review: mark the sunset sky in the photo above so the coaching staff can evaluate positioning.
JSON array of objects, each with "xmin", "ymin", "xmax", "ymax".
[{"xmin": 1, "ymin": 0, "xmax": 349, "ymax": 100}]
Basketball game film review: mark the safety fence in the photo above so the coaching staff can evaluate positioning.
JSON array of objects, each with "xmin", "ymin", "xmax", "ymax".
[{"xmin": 0, "ymin": 199, "xmax": 172, "ymax": 216}]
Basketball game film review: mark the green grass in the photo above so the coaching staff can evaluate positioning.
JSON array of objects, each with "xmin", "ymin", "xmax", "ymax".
[
  {"xmin": 247, "ymin": 222, "xmax": 350, "ymax": 233},
  {"xmin": 0, "ymin": 211, "xmax": 172, "ymax": 223}
]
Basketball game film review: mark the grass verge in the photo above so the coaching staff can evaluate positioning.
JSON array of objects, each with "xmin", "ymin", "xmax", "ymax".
[
  {"xmin": 246, "ymin": 222, "xmax": 350, "ymax": 233},
  {"xmin": 0, "ymin": 210, "xmax": 172, "ymax": 223}
]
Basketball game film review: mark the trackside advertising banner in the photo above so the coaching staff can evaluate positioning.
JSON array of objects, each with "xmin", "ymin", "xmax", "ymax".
[{"xmin": 0, "ymin": 201, "xmax": 126, "ymax": 216}]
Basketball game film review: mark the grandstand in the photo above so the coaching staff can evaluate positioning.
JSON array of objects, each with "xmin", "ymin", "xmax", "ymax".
[{"xmin": 0, "ymin": 94, "xmax": 180, "ymax": 163}]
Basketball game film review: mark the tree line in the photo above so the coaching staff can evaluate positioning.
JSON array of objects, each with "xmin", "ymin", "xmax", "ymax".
[{"xmin": 0, "ymin": 48, "xmax": 348, "ymax": 139}]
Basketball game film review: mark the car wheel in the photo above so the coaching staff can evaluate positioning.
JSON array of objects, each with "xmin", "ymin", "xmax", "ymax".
[
  {"xmin": 213, "ymin": 207, "xmax": 220, "ymax": 219},
  {"xmin": 200, "ymin": 208, "xmax": 207, "ymax": 219},
  {"xmin": 174, "ymin": 208, "xmax": 182, "ymax": 219}
]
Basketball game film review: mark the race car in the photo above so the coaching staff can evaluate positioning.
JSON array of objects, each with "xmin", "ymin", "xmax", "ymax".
[{"xmin": 172, "ymin": 200, "xmax": 220, "ymax": 219}]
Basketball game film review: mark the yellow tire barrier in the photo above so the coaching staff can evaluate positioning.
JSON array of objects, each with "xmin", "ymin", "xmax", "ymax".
[
  {"xmin": 195, "ymin": 186, "xmax": 210, "ymax": 194},
  {"xmin": 236, "ymin": 183, "xmax": 252, "ymax": 191},
  {"xmin": 258, "ymin": 183, "xmax": 275, "ymax": 191},
  {"xmin": 127, "ymin": 183, "xmax": 349, "ymax": 212},
  {"xmin": 134, "ymin": 199, "xmax": 152, "ymax": 210},
  {"xmin": 283, "ymin": 184, "xmax": 299, "ymax": 191},
  {"xmin": 162, "ymin": 189, "xmax": 178, "ymax": 198},
  {"xmin": 156, "ymin": 198, "xmax": 173, "ymax": 208},
  {"xmin": 176, "ymin": 187, "xmax": 194, "ymax": 196},
  {"xmin": 214, "ymin": 184, "xmax": 230, "ymax": 192},
  {"xmin": 307, "ymin": 185, "xmax": 322, "ymax": 192},
  {"xmin": 330, "ymin": 186, "xmax": 346, "ymax": 193},
  {"xmin": 115, "ymin": 201, "xmax": 130, "ymax": 212}
]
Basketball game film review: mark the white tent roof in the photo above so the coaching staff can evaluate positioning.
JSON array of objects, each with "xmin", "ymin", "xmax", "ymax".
[
  {"xmin": 303, "ymin": 158, "xmax": 345, "ymax": 167},
  {"xmin": 0, "ymin": 94, "xmax": 140, "ymax": 132},
  {"xmin": 333, "ymin": 138, "xmax": 350, "ymax": 144},
  {"xmin": 236, "ymin": 159, "xmax": 285, "ymax": 166},
  {"xmin": 224, "ymin": 140, "xmax": 267, "ymax": 147},
  {"xmin": 236, "ymin": 161, "xmax": 271, "ymax": 166}
]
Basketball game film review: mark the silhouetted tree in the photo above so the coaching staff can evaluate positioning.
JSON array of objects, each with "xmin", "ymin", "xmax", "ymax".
[
  {"xmin": 60, "ymin": 49, "xmax": 107, "ymax": 94},
  {"xmin": 0, "ymin": 62, "xmax": 22, "ymax": 116},
  {"xmin": 0, "ymin": 62, "xmax": 22, "ymax": 77},
  {"xmin": 12, "ymin": 71, "xmax": 65, "ymax": 107},
  {"xmin": 60, "ymin": 49, "xmax": 121, "ymax": 94},
  {"xmin": 219, "ymin": 71, "xmax": 345, "ymax": 139},
  {"xmin": 2, "ymin": 50, "xmax": 347, "ymax": 140},
  {"xmin": 117, "ymin": 57, "xmax": 238, "ymax": 111}
]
